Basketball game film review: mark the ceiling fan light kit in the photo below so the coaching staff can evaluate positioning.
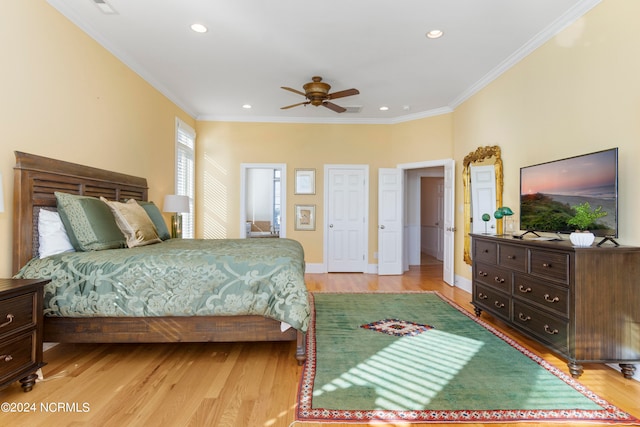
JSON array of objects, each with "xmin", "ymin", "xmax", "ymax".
[{"xmin": 281, "ymin": 76, "xmax": 359, "ymax": 113}]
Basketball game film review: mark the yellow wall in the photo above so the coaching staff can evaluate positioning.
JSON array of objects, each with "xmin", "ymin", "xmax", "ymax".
[
  {"xmin": 453, "ymin": 0, "xmax": 640, "ymax": 280},
  {"xmin": 196, "ymin": 116, "xmax": 453, "ymax": 264},
  {"xmin": 0, "ymin": 1, "xmax": 194, "ymax": 276}
]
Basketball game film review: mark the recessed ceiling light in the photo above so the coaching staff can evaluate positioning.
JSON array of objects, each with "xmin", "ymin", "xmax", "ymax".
[
  {"xmin": 426, "ymin": 29, "xmax": 444, "ymax": 39},
  {"xmin": 92, "ymin": 0, "xmax": 117, "ymax": 14},
  {"xmin": 379, "ymin": 106, "xmax": 389, "ymax": 111},
  {"xmin": 190, "ymin": 23, "xmax": 208, "ymax": 33},
  {"xmin": 242, "ymin": 104, "xmax": 252, "ymax": 109}
]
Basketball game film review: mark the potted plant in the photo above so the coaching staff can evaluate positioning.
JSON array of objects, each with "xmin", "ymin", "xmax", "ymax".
[{"xmin": 566, "ymin": 202, "xmax": 607, "ymax": 247}]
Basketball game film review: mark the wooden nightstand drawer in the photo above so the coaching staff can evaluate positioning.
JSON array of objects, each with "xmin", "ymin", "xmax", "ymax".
[
  {"xmin": 0, "ymin": 279, "xmax": 48, "ymax": 392},
  {"xmin": 0, "ymin": 331, "xmax": 36, "ymax": 384},
  {"xmin": 0, "ymin": 293, "xmax": 37, "ymax": 337}
]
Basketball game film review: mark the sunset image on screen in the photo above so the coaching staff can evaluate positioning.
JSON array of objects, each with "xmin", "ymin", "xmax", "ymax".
[{"xmin": 519, "ymin": 149, "xmax": 617, "ymax": 236}]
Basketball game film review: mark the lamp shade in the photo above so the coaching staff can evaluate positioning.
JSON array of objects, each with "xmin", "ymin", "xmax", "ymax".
[
  {"xmin": 500, "ymin": 206, "xmax": 514, "ymax": 216},
  {"xmin": 0, "ymin": 172, "xmax": 4, "ymax": 213},
  {"xmin": 163, "ymin": 195, "xmax": 189, "ymax": 213}
]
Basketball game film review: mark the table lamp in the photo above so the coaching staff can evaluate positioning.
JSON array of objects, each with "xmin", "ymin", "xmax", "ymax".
[
  {"xmin": 495, "ymin": 206, "xmax": 514, "ymax": 234},
  {"xmin": 163, "ymin": 195, "xmax": 189, "ymax": 238},
  {"xmin": 0, "ymin": 172, "xmax": 4, "ymax": 213}
]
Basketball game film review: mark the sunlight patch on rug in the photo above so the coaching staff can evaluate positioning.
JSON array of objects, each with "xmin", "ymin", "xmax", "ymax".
[{"xmin": 313, "ymin": 329, "xmax": 483, "ymax": 410}]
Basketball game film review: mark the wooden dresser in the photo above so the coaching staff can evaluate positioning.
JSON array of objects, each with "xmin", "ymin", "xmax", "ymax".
[
  {"xmin": 0, "ymin": 278, "xmax": 48, "ymax": 392},
  {"xmin": 470, "ymin": 234, "xmax": 640, "ymax": 379}
]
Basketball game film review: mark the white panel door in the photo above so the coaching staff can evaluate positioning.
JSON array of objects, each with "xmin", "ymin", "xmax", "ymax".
[
  {"xmin": 378, "ymin": 168, "xmax": 403, "ymax": 275},
  {"xmin": 442, "ymin": 159, "xmax": 455, "ymax": 286},
  {"xmin": 326, "ymin": 167, "xmax": 367, "ymax": 272},
  {"xmin": 470, "ymin": 165, "xmax": 497, "ymax": 235}
]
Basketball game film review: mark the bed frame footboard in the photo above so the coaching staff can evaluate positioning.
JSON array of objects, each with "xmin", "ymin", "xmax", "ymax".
[{"xmin": 43, "ymin": 315, "xmax": 306, "ymax": 363}]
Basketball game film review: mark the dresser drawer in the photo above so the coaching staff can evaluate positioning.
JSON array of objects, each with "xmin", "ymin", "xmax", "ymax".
[
  {"xmin": 0, "ymin": 332, "xmax": 36, "ymax": 384},
  {"xmin": 528, "ymin": 249, "xmax": 569, "ymax": 284},
  {"xmin": 498, "ymin": 243, "xmax": 527, "ymax": 272},
  {"xmin": 0, "ymin": 293, "xmax": 36, "ymax": 338},
  {"xmin": 513, "ymin": 274, "xmax": 569, "ymax": 317},
  {"xmin": 474, "ymin": 284, "xmax": 511, "ymax": 321},
  {"xmin": 474, "ymin": 262, "xmax": 511, "ymax": 293},
  {"xmin": 513, "ymin": 301, "xmax": 568, "ymax": 354},
  {"xmin": 474, "ymin": 239, "xmax": 497, "ymax": 264}
]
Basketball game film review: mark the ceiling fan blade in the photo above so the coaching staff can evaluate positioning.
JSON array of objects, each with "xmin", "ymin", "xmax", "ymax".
[
  {"xmin": 327, "ymin": 88, "xmax": 359, "ymax": 100},
  {"xmin": 281, "ymin": 101, "xmax": 309, "ymax": 110},
  {"xmin": 322, "ymin": 101, "xmax": 346, "ymax": 113},
  {"xmin": 281, "ymin": 86, "xmax": 306, "ymax": 97}
]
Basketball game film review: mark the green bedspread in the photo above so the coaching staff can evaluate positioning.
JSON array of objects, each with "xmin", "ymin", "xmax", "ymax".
[{"xmin": 14, "ymin": 238, "xmax": 309, "ymax": 332}]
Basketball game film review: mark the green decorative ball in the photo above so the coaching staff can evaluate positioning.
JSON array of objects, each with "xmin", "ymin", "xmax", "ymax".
[{"xmin": 481, "ymin": 213, "xmax": 491, "ymax": 222}]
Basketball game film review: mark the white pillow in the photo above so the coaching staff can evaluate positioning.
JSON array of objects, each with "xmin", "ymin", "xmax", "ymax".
[{"xmin": 38, "ymin": 209, "xmax": 75, "ymax": 258}]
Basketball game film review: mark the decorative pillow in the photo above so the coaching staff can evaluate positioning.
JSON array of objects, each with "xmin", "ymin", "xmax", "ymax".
[
  {"xmin": 101, "ymin": 197, "xmax": 162, "ymax": 248},
  {"xmin": 137, "ymin": 201, "xmax": 171, "ymax": 241},
  {"xmin": 38, "ymin": 209, "xmax": 75, "ymax": 258},
  {"xmin": 54, "ymin": 192, "xmax": 126, "ymax": 251}
]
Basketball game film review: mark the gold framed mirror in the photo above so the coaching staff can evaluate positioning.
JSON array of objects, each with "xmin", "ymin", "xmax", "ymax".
[{"xmin": 463, "ymin": 145, "xmax": 503, "ymax": 265}]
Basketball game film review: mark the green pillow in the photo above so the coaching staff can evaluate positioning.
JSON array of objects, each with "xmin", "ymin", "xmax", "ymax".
[
  {"xmin": 54, "ymin": 192, "xmax": 126, "ymax": 251},
  {"xmin": 137, "ymin": 201, "xmax": 171, "ymax": 241}
]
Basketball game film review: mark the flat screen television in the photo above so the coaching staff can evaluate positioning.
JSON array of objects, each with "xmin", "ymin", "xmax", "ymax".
[{"xmin": 519, "ymin": 148, "xmax": 618, "ymax": 237}]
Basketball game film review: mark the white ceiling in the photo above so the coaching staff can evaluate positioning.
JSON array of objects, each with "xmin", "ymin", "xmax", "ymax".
[{"xmin": 47, "ymin": 0, "xmax": 600, "ymax": 124}]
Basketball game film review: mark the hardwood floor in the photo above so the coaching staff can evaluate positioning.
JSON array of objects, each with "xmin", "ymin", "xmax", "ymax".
[{"xmin": 1, "ymin": 265, "xmax": 638, "ymax": 426}]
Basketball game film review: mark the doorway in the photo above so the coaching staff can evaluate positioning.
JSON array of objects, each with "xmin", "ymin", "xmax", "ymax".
[
  {"xmin": 240, "ymin": 163, "xmax": 287, "ymax": 238},
  {"xmin": 397, "ymin": 159, "xmax": 454, "ymax": 286},
  {"xmin": 420, "ymin": 175, "xmax": 445, "ymax": 266}
]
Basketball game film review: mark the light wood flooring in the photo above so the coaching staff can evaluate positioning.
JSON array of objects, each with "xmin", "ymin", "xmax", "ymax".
[{"xmin": 1, "ymin": 264, "xmax": 639, "ymax": 427}]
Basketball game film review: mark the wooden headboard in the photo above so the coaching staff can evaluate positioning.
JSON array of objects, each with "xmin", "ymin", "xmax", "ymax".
[{"xmin": 12, "ymin": 151, "xmax": 149, "ymax": 274}]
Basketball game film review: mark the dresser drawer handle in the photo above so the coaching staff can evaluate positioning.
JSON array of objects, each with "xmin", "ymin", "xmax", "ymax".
[
  {"xmin": 542, "ymin": 263, "xmax": 552, "ymax": 268},
  {"xmin": 483, "ymin": 249, "xmax": 489, "ymax": 253},
  {"xmin": 518, "ymin": 312, "xmax": 531, "ymax": 321},
  {"xmin": 478, "ymin": 270, "xmax": 488, "ymax": 277},
  {"xmin": 0, "ymin": 314, "xmax": 14, "ymax": 328},
  {"xmin": 494, "ymin": 301, "xmax": 505, "ymax": 309},
  {"xmin": 544, "ymin": 325, "xmax": 559, "ymax": 335},
  {"xmin": 494, "ymin": 276, "xmax": 505, "ymax": 283},
  {"xmin": 478, "ymin": 292, "xmax": 488, "ymax": 300},
  {"xmin": 544, "ymin": 294, "xmax": 560, "ymax": 303},
  {"xmin": 518, "ymin": 285, "xmax": 532, "ymax": 293},
  {"xmin": 1, "ymin": 354, "xmax": 13, "ymax": 362},
  {"xmin": 507, "ymin": 255, "xmax": 516, "ymax": 260}
]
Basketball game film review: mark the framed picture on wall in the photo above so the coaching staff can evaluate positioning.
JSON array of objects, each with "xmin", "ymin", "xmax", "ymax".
[
  {"xmin": 295, "ymin": 204, "xmax": 316, "ymax": 230},
  {"xmin": 295, "ymin": 168, "xmax": 316, "ymax": 195}
]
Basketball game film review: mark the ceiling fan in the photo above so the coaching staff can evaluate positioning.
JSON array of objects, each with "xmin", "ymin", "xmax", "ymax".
[{"xmin": 281, "ymin": 76, "xmax": 359, "ymax": 113}]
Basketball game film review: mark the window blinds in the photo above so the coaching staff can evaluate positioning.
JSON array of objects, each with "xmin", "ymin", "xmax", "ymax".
[{"xmin": 176, "ymin": 119, "xmax": 195, "ymax": 238}]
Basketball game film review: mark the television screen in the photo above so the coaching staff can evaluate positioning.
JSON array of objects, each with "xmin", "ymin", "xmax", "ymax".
[{"xmin": 519, "ymin": 148, "xmax": 618, "ymax": 237}]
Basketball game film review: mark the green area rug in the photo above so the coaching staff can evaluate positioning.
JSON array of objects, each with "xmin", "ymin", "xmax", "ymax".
[{"xmin": 295, "ymin": 292, "xmax": 639, "ymax": 424}]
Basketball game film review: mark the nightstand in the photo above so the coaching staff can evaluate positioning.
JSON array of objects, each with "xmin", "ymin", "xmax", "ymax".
[{"xmin": 0, "ymin": 278, "xmax": 48, "ymax": 392}]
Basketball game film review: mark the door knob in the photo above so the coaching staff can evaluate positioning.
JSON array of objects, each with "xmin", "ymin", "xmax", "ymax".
[
  {"xmin": 329, "ymin": 224, "xmax": 334, "ymax": 228},
  {"xmin": 380, "ymin": 225, "xmax": 385, "ymax": 229}
]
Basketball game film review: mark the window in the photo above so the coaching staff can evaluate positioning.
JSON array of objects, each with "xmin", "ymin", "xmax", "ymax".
[
  {"xmin": 175, "ymin": 118, "xmax": 195, "ymax": 238},
  {"xmin": 273, "ymin": 169, "xmax": 281, "ymax": 234}
]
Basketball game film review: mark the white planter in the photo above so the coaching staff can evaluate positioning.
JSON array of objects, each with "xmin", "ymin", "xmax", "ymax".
[{"xmin": 570, "ymin": 232, "xmax": 595, "ymax": 247}]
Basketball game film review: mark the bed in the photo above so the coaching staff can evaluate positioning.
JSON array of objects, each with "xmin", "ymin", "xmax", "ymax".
[{"xmin": 11, "ymin": 151, "xmax": 308, "ymax": 363}]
